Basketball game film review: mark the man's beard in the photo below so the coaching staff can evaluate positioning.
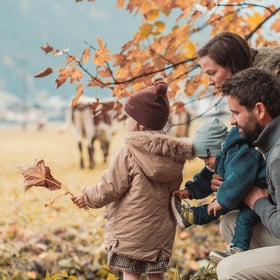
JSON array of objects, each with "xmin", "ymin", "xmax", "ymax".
[{"xmin": 239, "ymin": 119, "xmax": 263, "ymax": 144}]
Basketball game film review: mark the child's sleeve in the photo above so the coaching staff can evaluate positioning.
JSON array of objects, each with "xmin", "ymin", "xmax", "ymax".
[
  {"xmin": 83, "ymin": 148, "xmax": 131, "ymax": 208},
  {"xmin": 185, "ymin": 166, "xmax": 214, "ymax": 199}
]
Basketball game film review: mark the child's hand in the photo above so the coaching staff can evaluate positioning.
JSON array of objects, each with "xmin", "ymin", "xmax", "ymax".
[
  {"xmin": 207, "ymin": 199, "xmax": 222, "ymax": 216},
  {"xmin": 172, "ymin": 190, "xmax": 190, "ymax": 200},
  {"xmin": 71, "ymin": 193, "xmax": 87, "ymax": 208}
]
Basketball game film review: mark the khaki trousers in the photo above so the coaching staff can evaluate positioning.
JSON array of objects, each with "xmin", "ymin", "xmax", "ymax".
[{"xmin": 216, "ymin": 210, "xmax": 280, "ymax": 280}]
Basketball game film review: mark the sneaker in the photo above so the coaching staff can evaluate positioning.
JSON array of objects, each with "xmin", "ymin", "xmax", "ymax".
[
  {"xmin": 171, "ymin": 196, "xmax": 193, "ymax": 230},
  {"xmin": 209, "ymin": 246, "xmax": 243, "ymax": 264}
]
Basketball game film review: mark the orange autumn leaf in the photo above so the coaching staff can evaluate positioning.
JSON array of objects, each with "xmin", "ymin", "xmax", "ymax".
[
  {"xmin": 271, "ymin": 18, "xmax": 280, "ymax": 32},
  {"xmin": 81, "ymin": 48, "xmax": 91, "ymax": 63},
  {"xmin": 66, "ymin": 55, "xmax": 77, "ymax": 65},
  {"xmin": 71, "ymin": 84, "xmax": 84, "ymax": 107},
  {"xmin": 246, "ymin": 12, "xmax": 263, "ymax": 29},
  {"xmin": 54, "ymin": 67, "xmax": 72, "ymax": 88},
  {"xmin": 34, "ymin": 67, "xmax": 53, "ymax": 78},
  {"xmin": 70, "ymin": 68, "xmax": 83, "ymax": 83},
  {"xmin": 93, "ymin": 48, "xmax": 112, "ymax": 66},
  {"xmin": 117, "ymin": 0, "xmax": 125, "ymax": 8},
  {"xmin": 97, "ymin": 37, "xmax": 106, "ymax": 49},
  {"xmin": 88, "ymin": 78, "xmax": 104, "ymax": 87},
  {"xmin": 18, "ymin": 159, "xmax": 62, "ymax": 192}
]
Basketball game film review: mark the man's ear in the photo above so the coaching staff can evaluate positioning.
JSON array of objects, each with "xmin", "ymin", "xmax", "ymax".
[{"xmin": 254, "ymin": 102, "xmax": 266, "ymax": 120}]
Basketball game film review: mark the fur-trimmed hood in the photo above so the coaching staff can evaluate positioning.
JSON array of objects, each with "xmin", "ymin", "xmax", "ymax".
[{"xmin": 125, "ymin": 131, "xmax": 194, "ymax": 183}]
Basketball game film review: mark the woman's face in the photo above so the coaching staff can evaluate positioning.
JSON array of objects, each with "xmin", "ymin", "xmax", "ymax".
[{"xmin": 198, "ymin": 56, "xmax": 232, "ymax": 90}]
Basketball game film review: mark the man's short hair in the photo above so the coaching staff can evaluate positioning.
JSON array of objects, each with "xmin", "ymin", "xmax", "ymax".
[{"xmin": 222, "ymin": 67, "xmax": 280, "ymax": 118}]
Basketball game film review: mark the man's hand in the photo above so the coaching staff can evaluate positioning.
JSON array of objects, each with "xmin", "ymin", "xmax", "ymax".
[
  {"xmin": 243, "ymin": 186, "xmax": 269, "ymax": 209},
  {"xmin": 211, "ymin": 173, "xmax": 224, "ymax": 192}
]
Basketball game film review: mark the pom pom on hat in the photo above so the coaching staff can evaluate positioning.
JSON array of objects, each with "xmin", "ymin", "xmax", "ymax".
[
  {"xmin": 124, "ymin": 81, "xmax": 170, "ymax": 130},
  {"xmin": 194, "ymin": 118, "xmax": 228, "ymax": 157}
]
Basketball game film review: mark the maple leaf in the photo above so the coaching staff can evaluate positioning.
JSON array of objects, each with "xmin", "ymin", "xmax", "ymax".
[
  {"xmin": 18, "ymin": 159, "xmax": 62, "ymax": 192},
  {"xmin": 18, "ymin": 160, "xmax": 96, "ymax": 216}
]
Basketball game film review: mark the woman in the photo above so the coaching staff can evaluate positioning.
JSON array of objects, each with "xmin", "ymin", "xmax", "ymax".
[
  {"xmin": 196, "ymin": 32, "xmax": 280, "ymax": 280},
  {"xmin": 197, "ymin": 31, "xmax": 254, "ymax": 90}
]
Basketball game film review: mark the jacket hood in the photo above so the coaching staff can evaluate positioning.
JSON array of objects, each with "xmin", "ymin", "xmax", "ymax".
[{"xmin": 125, "ymin": 131, "xmax": 194, "ymax": 183}]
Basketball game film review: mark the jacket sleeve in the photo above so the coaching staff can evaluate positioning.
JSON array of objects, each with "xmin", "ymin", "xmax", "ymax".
[
  {"xmin": 254, "ymin": 157, "xmax": 280, "ymax": 238},
  {"xmin": 185, "ymin": 166, "xmax": 214, "ymax": 199},
  {"xmin": 216, "ymin": 149, "xmax": 265, "ymax": 209},
  {"xmin": 83, "ymin": 149, "xmax": 131, "ymax": 208}
]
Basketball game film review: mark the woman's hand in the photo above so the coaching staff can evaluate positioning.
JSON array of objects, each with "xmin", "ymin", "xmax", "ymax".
[{"xmin": 211, "ymin": 173, "xmax": 224, "ymax": 192}]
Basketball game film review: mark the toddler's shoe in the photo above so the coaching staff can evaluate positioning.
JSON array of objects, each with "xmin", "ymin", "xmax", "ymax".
[
  {"xmin": 209, "ymin": 245, "xmax": 243, "ymax": 264},
  {"xmin": 171, "ymin": 196, "xmax": 193, "ymax": 230}
]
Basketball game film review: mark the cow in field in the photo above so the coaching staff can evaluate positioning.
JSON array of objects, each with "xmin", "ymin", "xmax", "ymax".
[
  {"xmin": 71, "ymin": 96, "xmax": 115, "ymax": 169},
  {"xmin": 165, "ymin": 101, "xmax": 191, "ymax": 137}
]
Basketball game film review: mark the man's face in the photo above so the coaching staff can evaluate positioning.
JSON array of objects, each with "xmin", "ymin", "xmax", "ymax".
[{"xmin": 227, "ymin": 96, "xmax": 263, "ymax": 143}]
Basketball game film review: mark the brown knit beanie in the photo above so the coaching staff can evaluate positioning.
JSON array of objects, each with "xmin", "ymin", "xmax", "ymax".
[{"xmin": 124, "ymin": 81, "xmax": 170, "ymax": 130}]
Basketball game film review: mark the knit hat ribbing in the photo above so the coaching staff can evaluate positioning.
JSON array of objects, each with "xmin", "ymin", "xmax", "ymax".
[
  {"xmin": 194, "ymin": 118, "xmax": 228, "ymax": 157},
  {"xmin": 124, "ymin": 81, "xmax": 170, "ymax": 130}
]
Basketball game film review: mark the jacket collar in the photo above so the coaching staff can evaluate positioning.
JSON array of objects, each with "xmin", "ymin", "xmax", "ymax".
[{"xmin": 254, "ymin": 115, "xmax": 280, "ymax": 154}]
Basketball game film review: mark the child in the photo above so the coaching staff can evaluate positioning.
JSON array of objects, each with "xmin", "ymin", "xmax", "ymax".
[
  {"xmin": 72, "ymin": 81, "xmax": 194, "ymax": 280},
  {"xmin": 171, "ymin": 117, "xmax": 267, "ymax": 263}
]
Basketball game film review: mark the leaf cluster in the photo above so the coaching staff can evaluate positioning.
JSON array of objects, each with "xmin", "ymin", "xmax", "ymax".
[{"xmin": 35, "ymin": 1, "xmax": 280, "ymax": 104}]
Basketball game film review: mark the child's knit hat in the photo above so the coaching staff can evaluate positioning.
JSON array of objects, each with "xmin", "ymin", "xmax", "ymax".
[
  {"xmin": 194, "ymin": 117, "xmax": 228, "ymax": 157},
  {"xmin": 124, "ymin": 81, "xmax": 170, "ymax": 130}
]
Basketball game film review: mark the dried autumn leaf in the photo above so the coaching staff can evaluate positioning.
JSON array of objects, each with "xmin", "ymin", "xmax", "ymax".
[
  {"xmin": 18, "ymin": 159, "xmax": 62, "ymax": 192},
  {"xmin": 18, "ymin": 160, "xmax": 76, "ymax": 209},
  {"xmin": 34, "ymin": 67, "xmax": 53, "ymax": 78},
  {"xmin": 55, "ymin": 75, "xmax": 68, "ymax": 88},
  {"xmin": 40, "ymin": 43, "xmax": 53, "ymax": 54}
]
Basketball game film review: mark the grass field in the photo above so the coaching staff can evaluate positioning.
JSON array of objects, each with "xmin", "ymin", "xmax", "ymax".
[{"xmin": 0, "ymin": 120, "xmax": 226, "ymax": 279}]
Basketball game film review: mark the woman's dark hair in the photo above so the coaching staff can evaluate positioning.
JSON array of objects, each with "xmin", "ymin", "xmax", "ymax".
[{"xmin": 198, "ymin": 32, "xmax": 256, "ymax": 74}]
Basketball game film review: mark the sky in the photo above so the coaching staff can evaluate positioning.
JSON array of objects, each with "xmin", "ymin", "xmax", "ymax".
[{"xmin": 0, "ymin": 0, "xmax": 142, "ymax": 108}]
